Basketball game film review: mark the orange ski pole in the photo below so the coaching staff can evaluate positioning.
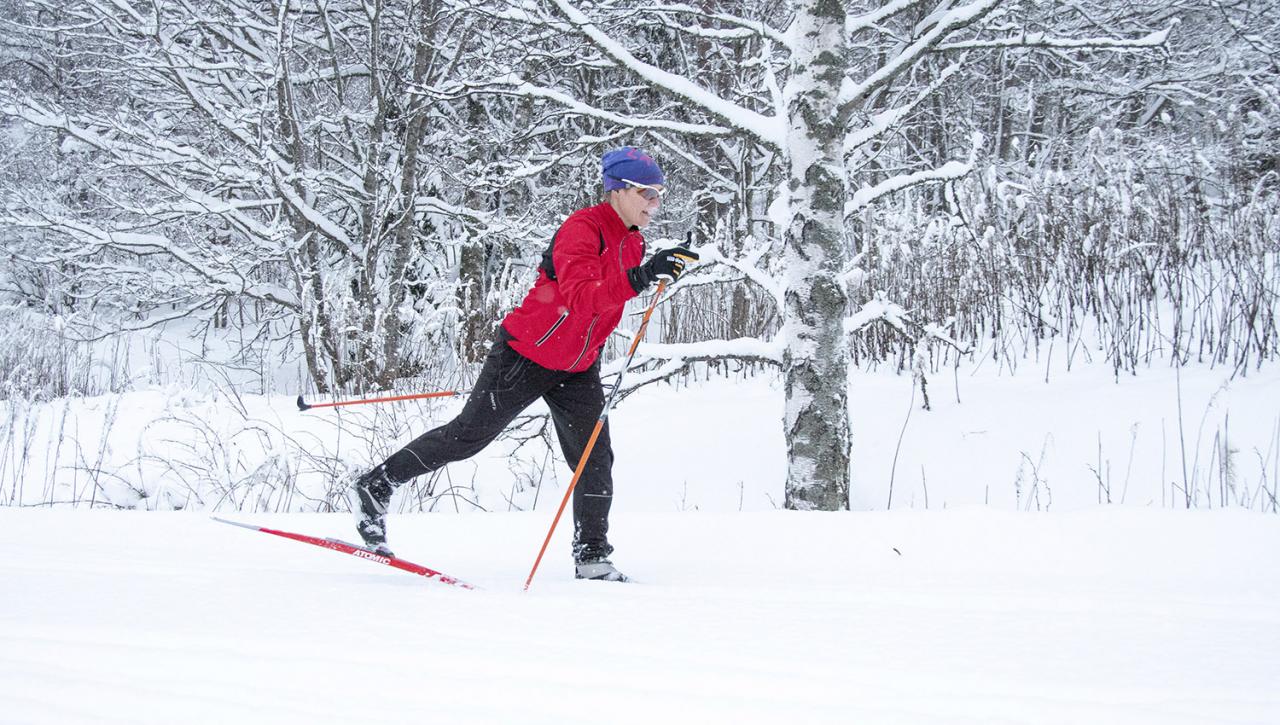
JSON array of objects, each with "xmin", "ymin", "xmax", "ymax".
[
  {"xmin": 524, "ymin": 280, "xmax": 669, "ymax": 591},
  {"xmin": 296, "ymin": 390, "xmax": 466, "ymax": 411}
]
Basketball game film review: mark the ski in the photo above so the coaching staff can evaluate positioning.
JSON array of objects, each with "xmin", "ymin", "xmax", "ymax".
[{"xmin": 212, "ymin": 516, "xmax": 478, "ymax": 590}]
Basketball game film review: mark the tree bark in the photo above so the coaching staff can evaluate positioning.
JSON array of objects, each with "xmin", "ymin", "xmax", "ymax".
[
  {"xmin": 783, "ymin": 0, "xmax": 850, "ymax": 511},
  {"xmin": 458, "ymin": 96, "xmax": 492, "ymax": 364}
]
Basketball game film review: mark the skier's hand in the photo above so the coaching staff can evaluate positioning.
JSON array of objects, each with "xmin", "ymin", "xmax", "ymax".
[
  {"xmin": 649, "ymin": 247, "xmax": 699, "ymax": 281},
  {"xmin": 628, "ymin": 247, "xmax": 700, "ymax": 292}
]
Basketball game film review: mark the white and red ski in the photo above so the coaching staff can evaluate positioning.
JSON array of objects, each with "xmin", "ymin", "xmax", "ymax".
[{"xmin": 212, "ymin": 516, "xmax": 477, "ymax": 590}]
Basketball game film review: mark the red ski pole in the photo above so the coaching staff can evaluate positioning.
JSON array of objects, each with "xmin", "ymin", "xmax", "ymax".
[
  {"xmin": 524, "ymin": 280, "xmax": 669, "ymax": 591},
  {"xmin": 296, "ymin": 390, "xmax": 467, "ymax": 411}
]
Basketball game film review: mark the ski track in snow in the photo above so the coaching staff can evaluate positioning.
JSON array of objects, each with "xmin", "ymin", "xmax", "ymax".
[{"xmin": 1, "ymin": 507, "xmax": 1277, "ymax": 724}]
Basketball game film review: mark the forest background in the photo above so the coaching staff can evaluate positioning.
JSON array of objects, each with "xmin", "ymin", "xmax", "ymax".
[{"xmin": 0, "ymin": 0, "xmax": 1276, "ymax": 514}]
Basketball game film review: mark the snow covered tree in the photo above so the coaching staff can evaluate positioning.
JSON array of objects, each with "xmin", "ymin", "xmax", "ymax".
[
  {"xmin": 6, "ymin": 0, "xmax": 1265, "ymax": 511},
  {"xmin": 782, "ymin": 0, "xmax": 850, "ymax": 509},
  {"xmin": 456, "ymin": 0, "xmax": 1185, "ymax": 510},
  {"xmin": 0, "ymin": 0, "xmax": 491, "ymax": 392}
]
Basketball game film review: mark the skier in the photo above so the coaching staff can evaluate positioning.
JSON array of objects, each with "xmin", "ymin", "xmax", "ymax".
[{"xmin": 351, "ymin": 146, "xmax": 697, "ymax": 582}]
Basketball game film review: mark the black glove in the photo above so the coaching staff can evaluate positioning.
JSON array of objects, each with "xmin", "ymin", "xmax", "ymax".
[{"xmin": 627, "ymin": 247, "xmax": 700, "ymax": 292}]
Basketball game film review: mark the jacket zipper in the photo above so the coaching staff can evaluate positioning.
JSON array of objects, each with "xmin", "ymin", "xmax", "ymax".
[
  {"xmin": 621, "ymin": 231, "xmax": 642, "ymax": 273},
  {"xmin": 535, "ymin": 311, "xmax": 569, "ymax": 346},
  {"xmin": 618, "ymin": 232, "xmax": 630, "ymax": 273},
  {"xmin": 569, "ymin": 315, "xmax": 600, "ymax": 369}
]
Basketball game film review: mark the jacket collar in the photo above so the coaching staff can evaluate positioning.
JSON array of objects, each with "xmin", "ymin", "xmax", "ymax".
[{"xmin": 594, "ymin": 201, "xmax": 639, "ymax": 237}]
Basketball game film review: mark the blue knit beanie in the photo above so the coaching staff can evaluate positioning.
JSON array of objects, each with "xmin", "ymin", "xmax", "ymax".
[{"xmin": 601, "ymin": 146, "xmax": 664, "ymax": 191}]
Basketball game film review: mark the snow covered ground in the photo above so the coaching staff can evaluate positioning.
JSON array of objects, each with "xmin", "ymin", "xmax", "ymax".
[
  {"xmin": 3, "ymin": 355, "xmax": 1278, "ymax": 515},
  {"xmin": 1, "ymin": 506, "xmax": 1276, "ymax": 724},
  {"xmin": 3, "ymin": 323, "xmax": 1279, "ymax": 723}
]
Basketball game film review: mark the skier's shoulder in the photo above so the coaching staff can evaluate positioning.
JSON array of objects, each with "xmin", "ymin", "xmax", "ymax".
[
  {"xmin": 555, "ymin": 203, "xmax": 611, "ymax": 252},
  {"xmin": 561, "ymin": 202, "xmax": 610, "ymax": 231}
]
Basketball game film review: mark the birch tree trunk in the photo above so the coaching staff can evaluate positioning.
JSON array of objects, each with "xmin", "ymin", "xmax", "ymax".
[{"xmin": 783, "ymin": 0, "xmax": 850, "ymax": 510}]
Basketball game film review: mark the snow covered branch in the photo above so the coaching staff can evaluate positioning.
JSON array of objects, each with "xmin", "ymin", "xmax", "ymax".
[
  {"xmin": 477, "ymin": 76, "xmax": 735, "ymax": 138},
  {"xmin": 604, "ymin": 336, "xmax": 784, "ymax": 400},
  {"xmin": 846, "ymin": 0, "xmax": 931, "ymax": 36},
  {"xmin": 633, "ymin": 337, "xmax": 783, "ymax": 366},
  {"xmin": 843, "ymin": 0, "xmax": 1001, "ymax": 112},
  {"xmin": 642, "ymin": 4, "xmax": 791, "ymax": 49},
  {"xmin": 692, "ymin": 243, "xmax": 784, "ymax": 312},
  {"xmin": 846, "ymin": 161, "xmax": 971, "ymax": 215},
  {"xmin": 548, "ymin": 0, "xmax": 785, "ymax": 150},
  {"xmin": 935, "ymin": 22, "xmax": 1177, "ymax": 52},
  {"xmin": 5, "ymin": 213, "xmax": 299, "ymax": 309},
  {"xmin": 844, "ymin": 62, "xmax": 962, "ymax": 157},
  {"xmin": 845, "ymin": 294, "xmax": 970, "ymax": 355}
]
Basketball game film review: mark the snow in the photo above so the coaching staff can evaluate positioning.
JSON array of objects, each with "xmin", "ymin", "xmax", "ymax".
[
  {"xmin": 846, "ymin": 0, "xmax": 924, "ymax": 35},
  {"xmin": 495, "ymin": 76, "xmax": 730, "ymax": 137},
  {"xmin": 549, "ymin": 0, "xmax": 786, "ymax": 149},
  {"xmin": 845, "ymin": 0, "xmax": 1001, "ymax": 104},
  {"xmin": 634, "ymin": 336, "xmax": 783, "ymax": 366},
  {"xmin": 3, "ymin": 3, "xmax": 1276, "ymax": 719},
  {"xmin": 935, "ymin": 22, "xmax": 1178, "ymax": 52},
  {"xmin": 844, "ymin": 62, "xmax": 962, "ymax": 160},
  {"xmin": 5, "ymin": 329, "xmax": 1278, "ymax": 516},
  {"xmin": 847, "ymin": 161, "xmax": 972, "ymax": 214},
  {"xmin": 267, "ymin": 165, "xmax": 361, "ymax": 258},
  {"xmin": 0, "ymin": 506, "xmax": 1276, "ymax": 724},
  {"xmin": 24, "ymin": 218, "xmax": 300, "ymax": 308},
  {"xmin": 846, "ymin": 292, "xmax": 909, "ymax": 334},
  {"xmin": 2, "ymin": 321, "xmax": 1279, "ymax": 721},
  {"xmin": 643, "ymin": 5, "xmax": 791, "ymax": 49}
]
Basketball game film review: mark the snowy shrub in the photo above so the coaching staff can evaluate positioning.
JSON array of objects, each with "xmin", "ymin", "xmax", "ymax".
[
  {"xmin": 851, "ymin": 140, "xmax": 1279, "ymax": 377},
  {"xmin": 0, "ymin": 308, "xmax": 92, "ymax": 401}
]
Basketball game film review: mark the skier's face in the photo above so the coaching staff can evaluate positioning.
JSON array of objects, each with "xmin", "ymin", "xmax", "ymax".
[{"xmin": 611, "ymin": 183, "xmax": 663, "ymax": 229}]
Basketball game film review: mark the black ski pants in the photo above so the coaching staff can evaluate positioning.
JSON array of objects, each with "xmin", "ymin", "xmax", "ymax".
[{"xmin": 378, "ymin": 328, "xmax": 614, "ymax": 563}]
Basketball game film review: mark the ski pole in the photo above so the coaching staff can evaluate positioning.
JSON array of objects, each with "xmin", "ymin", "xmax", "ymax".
[
  {"xmin": 524, "ymin": 280, "xmax": 669, "ymax": 591},
  {"xmin": 296, "ymin": 390, "xmax": 467, "ymax": 411}
]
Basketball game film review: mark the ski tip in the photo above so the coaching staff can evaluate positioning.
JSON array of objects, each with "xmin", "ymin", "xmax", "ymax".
[
  {"xmin": 296, "ymin": 395, "xmax": 311, "ymax": 411},
  {"xmin": 210, "ymin": 516, "xmax": 260, "ymax": 532}
]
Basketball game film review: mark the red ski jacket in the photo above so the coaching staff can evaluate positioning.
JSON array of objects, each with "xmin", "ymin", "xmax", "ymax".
[{"xmin": 502, "ymin": 202, "xmax": 646, "ymax": 372}]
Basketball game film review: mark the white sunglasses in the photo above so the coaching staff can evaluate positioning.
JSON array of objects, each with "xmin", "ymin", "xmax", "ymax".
[{"xmin": 620, "ymin": 178, "xmax": 667, "ymax": 200}]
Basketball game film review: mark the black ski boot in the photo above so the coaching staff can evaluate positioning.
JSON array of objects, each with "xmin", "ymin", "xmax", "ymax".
[{"xmin": 352, "ymin": 468, "xmax": 396, "ymax": 557}]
